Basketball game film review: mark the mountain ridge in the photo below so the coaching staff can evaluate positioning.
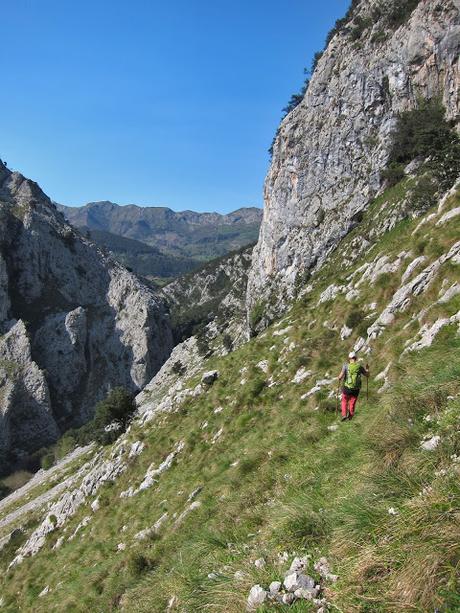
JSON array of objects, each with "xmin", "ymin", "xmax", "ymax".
[{"xmin": 58, "ymin": 201, "xmax": 262, "ymax": 260}]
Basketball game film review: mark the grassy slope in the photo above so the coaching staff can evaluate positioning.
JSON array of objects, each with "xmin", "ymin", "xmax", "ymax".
[{"xmin": 0, "ymin": 184, "xmax": 459, "ymax": 612}]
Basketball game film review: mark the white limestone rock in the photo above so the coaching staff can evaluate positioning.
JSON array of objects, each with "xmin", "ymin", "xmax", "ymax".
[
  {"xmin": 246, "ymin": 1, "xmax": 460, "ymax": 324},
  {"xmin": 292, "ymin": 367, "xmax": 312, "ymax": 384},
  {"xmin": 0, "ymin": 161, "xmax": 173, "ymax": 461},
  {"xmin": 269, "ymin": 581, "xmax": 281, "ymax": 594},
  {"xmin": 247, "ymin": 585, "xmax": 267, "ymax": 610},
  {"xmin": 438, "ymin": 282, "xmax": 460, "ymax": 304},
  {"xmin": 401, "ymin": 256, "xmax": 427, "ymax": 283},
  {"xmin": 201, "ymin": 370, "xmax": 219, "ymax": 385},
  {"xmin": 421, "ymin": 436, "xmax": 441, "ymax": 451},
  {"xmin": 436, "ymin": 206, "xmax": 460, "ymax": 226},
  {"xmin": 284, "ymin": 571, "xmax": 315, "ymax": 593},
  {"xmin": 256, "ymin": 360, "xmax": 269, "ymax": 373}
]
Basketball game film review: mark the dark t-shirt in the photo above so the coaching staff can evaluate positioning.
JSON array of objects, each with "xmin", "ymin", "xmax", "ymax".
[{"xmin": 341, "ymin": 363, "xmax": 366, "ymax": 396}]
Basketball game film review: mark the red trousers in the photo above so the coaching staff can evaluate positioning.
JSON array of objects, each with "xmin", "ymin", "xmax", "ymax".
[{"xmin": 342, "ymin": 392, "xmax": 358, "ymax": 417}]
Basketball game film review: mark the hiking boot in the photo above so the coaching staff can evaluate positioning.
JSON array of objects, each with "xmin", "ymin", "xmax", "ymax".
[
  {"xmin": 348, "ymin": 414, "xmax": 354, "ymax": 420},
  {"xmin": 341, "ymin": 416, "xmax": 348, "ymax": 422}
]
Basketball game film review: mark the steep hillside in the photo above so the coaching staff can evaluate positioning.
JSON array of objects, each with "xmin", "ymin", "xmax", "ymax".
[
  {"xmin": 59, "ymin": 201, "xmax": 262, "ymax": 262},
  {"xmin": 248, "ymin": 0, "xmax": 460, "ymax": 320},
  {"xmin": 1, "ymin": 1, "xmax": 459, "ymax": 611},
  {"xmin": 163, "ymin": 244, "xmax": 253, "ymax": 345},
  {"xmin": 0, "ymin": 175, "xmax": 458, "ymax": 612},
  {"xmin": 0, "ymin": 163, "xmax": 173, "ymax": 471}
]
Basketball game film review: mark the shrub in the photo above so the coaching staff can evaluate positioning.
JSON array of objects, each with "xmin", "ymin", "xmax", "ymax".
[
  {"xmin": 386, "ymin": 0, "xmax": 421, "ymax": 29},
  {"xmin": 385, "ymin": 99, "xmax": 460, "ymax": 195},
  {"xmin": 345, "ymin": 308, "xmax": 365, "ymax": 329},
  {"xmin": 127, "ymin": 553, "xmax": 152, "ymax": 577},
  {"xmin": 371, "ymin": 30, "xmax": 387, "ymax": 44},
  {"xmin": 93, "ymin": 387, "xmax": 135, "ymax": 431},
  {"xmin": 311, "ymin": 51, "xmax": 323, "ymax": 74},
  {"xmin": 196, "ymin": 332, "xmax": 211, "ymax": 357},
  {"xmin": 246, "ymin": 376, "xmax": 266, "ymax": 400},
  {"xmin": 281, "ymin": 82, "xmax": 309, "ymax": 118},
  {"xmin": 388, "ymin": 99, "xmax": 452, "ymax": 165},
  {"xmin": 55, "ymin": 433, "xmax": 78, "ymax": 459},
  {"xmin": 171, "ymin": 360, "xmax": 186, "ymax": 376},
  {"xmin": 222, "ymin": 334, "xmax": 233, "ymax": 352},
  {"xmin": 381, "ymin": 163, "xmax": 405, "ymax": 188},
  {"xmin": 0, "ymin": 482, "xmax": 11, "ymax": 500},
  {"xmin": 408, "ymin": 174, "xmax": 438, "ymax": 214},
  {"xmin": 249, "ymin": 301, "xmax": 266, "ymax": 329},
  {"xmin": 415, "ymin": 239, "xmax": 427, "ymax": 255},
  {"xmin": 350, "ymin": 15, "xmax": 373, "ymax": 41},
  {"xmin": 295, "ymin": 355, "xmax": 311, "ymax": 369},
  {"xmin": 238, "ymin": 454, "xmax": 264, "ymax": 476},
  {"xmin": 40, "ymin": 453, "xmax": 55, "ymax": 471}
]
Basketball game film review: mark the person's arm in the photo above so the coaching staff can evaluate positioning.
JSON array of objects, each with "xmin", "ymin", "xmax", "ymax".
[
  {"xmin": 338, "ymin": 365, "xmax": 346, "ymax": 381},
  {"xmin": 362, "ymin": 363, "xmax": 370, "ymax": 378}
]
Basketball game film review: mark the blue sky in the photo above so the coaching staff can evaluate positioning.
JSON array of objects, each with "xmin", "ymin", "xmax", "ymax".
[{"xmin": 2, "ymin": 0, "xmax": 349, "ymax": 213}]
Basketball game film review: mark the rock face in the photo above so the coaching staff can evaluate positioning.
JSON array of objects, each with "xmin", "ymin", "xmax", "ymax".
[
  {"xmin": 163, "ymin": 245, "xmax": 253, "ymax": 345},
  {"xmin": 0, "ymin": 321, "xmax": 59, "ymax": 461},
  {"xmin": 247, "ymin": 0, "xmax": 460, "ymax": 323},
  {"xmin": 0, "ymin": 162, "xmax": 173, "ymax": 464}
]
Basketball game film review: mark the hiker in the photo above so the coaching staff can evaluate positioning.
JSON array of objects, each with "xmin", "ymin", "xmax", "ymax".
[{"xmin": 338, "ymin": 352, "xmax": 369, "ymax": 421}]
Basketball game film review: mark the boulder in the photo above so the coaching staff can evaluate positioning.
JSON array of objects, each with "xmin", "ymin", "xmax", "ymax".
[
  {"xmin": 201, "ymin": 370, "xmax": 219, "ymax": 385},
  {"xmin": 247, "ymin": 585, "xmax": 267, "ymax": 610}
]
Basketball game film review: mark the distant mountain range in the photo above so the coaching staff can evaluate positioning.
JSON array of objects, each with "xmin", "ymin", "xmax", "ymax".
[{"xmin": 57, "ymin": 201, "xmax": 262, "ymax": 266}]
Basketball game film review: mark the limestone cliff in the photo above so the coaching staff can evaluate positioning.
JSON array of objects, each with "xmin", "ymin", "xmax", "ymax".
[
  {"xmin": 247, "ymin": 0, "xmax": 460, "ymax": 324},
  {"xmin": 0, "ymin": 162, "xmax": 173, "ymax": 465}
]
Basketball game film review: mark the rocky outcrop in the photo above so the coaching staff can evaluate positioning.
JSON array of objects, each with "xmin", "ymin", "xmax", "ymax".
[
  {"xmin": 247, "ymin": 0, "xmax": 460, "ymax": 324},
  {"xmin": 163, "ymin": 245, "xmax": 253, "ymax": 346},
  {"xmin": 0, "ymin": 162, "xmax": 173, "ymax": 463},
  {"xmin": 0, "ymin": 321, "xmax": 59, "ymax": 463}
]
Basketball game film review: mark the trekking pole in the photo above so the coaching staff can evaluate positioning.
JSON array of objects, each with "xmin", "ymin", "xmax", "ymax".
[
  {"xmin": 366, "ymin": 363, "xmax": 369, "ymax": 402},
  {"xmin": 336, "ymin": 381, "xmax": 340, "ymax": 417}
]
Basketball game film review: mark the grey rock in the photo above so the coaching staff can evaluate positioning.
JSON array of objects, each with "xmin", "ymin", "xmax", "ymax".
[
  {"xmin": 0, "ymin": 162, "xmax": 173, "ymax": 462},
  {"xmin": 315, "ymin": 557, "xmax": 338, "ymax": 582},
  {"xmin": 289, "ymin": 556, "xmax": 310, "ymax": 573},
  {"xmin": 420, "ymin": 435, "xmax": 441, "ymax": 451},
  {"xmin": 269, "ymin": 581, "xmax": 281, "ymax": 594},
  {"xmin": 294, "ymin": 587, "xmax": 318, "ymax": 600},
  {"xmin": 281, "ymin": 593, "xmax": 295, "ymax": 605},
  {"xmin": 0, "ymin": 320, "xmax": 59, "ymax": 458},
  {"xmin": 38, "ymin": 585, "xmax": 50, "ymax": 597},
  {"xmin": 174, "ymin": 500, "xmax": 201, "ymax": 527},
  {"xmin": 284, "ymin": 570, "xmax": 315, "ymax": 592},
  {"xmin": 201, "ymin": 370, "xmax": 219, "ymax": 385},
  {"xmin": 247, "ymin": 585, "xmax": 267, "ymax": 610},
  {"xmin": 247, "ymin": 0, "xmax": 460, "ymax": 325}
]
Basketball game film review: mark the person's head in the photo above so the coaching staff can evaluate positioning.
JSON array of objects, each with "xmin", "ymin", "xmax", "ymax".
[{"xmin": 348, "ymin": 351, "xmax": 357, "ymax": 362}]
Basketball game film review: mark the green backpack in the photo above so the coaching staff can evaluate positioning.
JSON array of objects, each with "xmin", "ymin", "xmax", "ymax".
[{"xmin": 345, "ymin": 362, "xmax": 362, "ymax": 390}]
